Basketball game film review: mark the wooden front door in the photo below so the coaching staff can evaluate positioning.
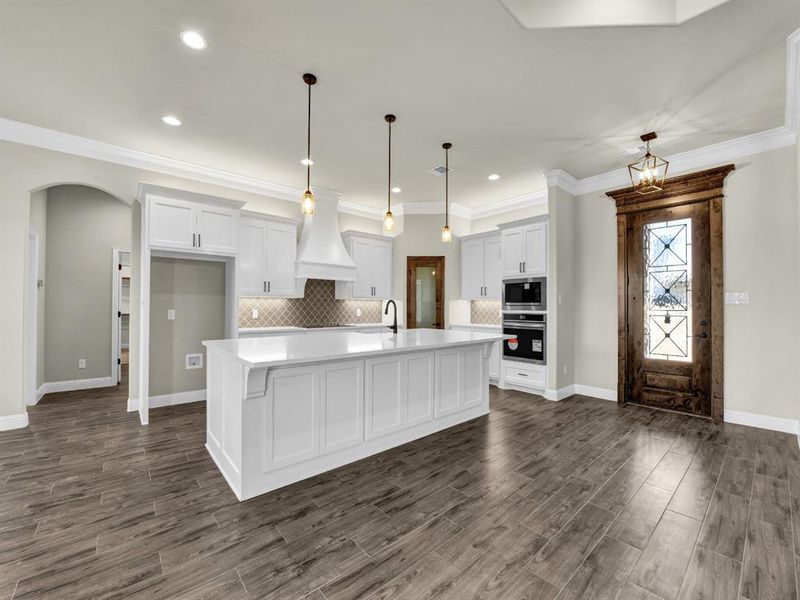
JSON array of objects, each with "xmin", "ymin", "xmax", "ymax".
[
  {"xmin": 609, "ymin": 164, "xmax": 734, "ymax": 421},
  {"xmin": 625, "ymin": 202, "xmax": 711, "ymax": 415}
]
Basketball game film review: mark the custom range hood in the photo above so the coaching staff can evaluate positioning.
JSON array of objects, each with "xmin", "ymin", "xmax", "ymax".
[{"xmin": 295, "ymin": 190, "xmax": 357, "ymax": 282}]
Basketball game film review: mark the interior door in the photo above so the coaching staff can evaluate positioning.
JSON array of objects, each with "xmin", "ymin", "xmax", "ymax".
[{"xmin": 625, "ymin": 202, "xmax": 712, "ymax": 416}]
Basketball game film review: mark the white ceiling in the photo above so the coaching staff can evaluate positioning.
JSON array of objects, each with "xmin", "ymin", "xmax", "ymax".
[{"xmin": 0, "ymin": 0, "xmax": 796, "ymax": 209}]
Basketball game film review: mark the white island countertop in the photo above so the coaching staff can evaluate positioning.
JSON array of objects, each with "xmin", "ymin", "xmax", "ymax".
[{"xmin": 204, "ymin": 328, "xmax": 506, "ymax": 369}]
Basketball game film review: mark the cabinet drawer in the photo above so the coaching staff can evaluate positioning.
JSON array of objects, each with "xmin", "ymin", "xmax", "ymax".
[{"xmin": 502, "ymin": 361, "xmax": 545, "ymax": 389}]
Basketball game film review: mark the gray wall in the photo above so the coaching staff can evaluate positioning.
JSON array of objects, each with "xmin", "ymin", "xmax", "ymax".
[
  {"xmin": 149, "ymin": 257, "xmax": 225, "ymax": 397},
  {"xmin": 44, "ymin": 185, "xmax": 131, "ymax": 382}
]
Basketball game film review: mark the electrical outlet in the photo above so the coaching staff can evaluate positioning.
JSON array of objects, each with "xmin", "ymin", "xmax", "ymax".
[
  {"xmin": 78, "ymin": 358, "xmax": 86, "ymax": 369},
  {"xmin": 251, "ymin": 308, "xmax": 259, "ymax": 319},
  {"xmin": 167, "ymin": 309, "xmax": 176, "ymax": 320},
  {"xmin": 725, "ymin": 292, "xmax": 751, "ymax": 305},
  {"xmin": 356, "ymin": 308, "xmax": 362, "ymax": 317},
  {"xmin": 185, "ymin": 353, "xmax": 203, "ymax": 370}
]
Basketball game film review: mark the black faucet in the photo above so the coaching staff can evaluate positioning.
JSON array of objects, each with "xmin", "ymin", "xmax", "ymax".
[{"xmin": 385, "ymin": 300, "xmax": 398, "ymax": 334}]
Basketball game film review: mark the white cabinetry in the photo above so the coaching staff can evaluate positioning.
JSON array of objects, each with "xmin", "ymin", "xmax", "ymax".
[
  {"xmin": 434, "ymin": 346, "xmax": 485, "ymax": 417},
  {"xmin": 336, "ymin": 231, "xmax": 393, "ymax": 299},
  {"xmin": 148, "ymin": 195, "xmax": 238, "ymax": 256},
  {"xmin": 500, "ymin": 220, "xmax": 547, "ymax": 277},
  {"xmin": 238, "ymin": 215, "xmax": 300, "ymax": 298},
  {"xmin": 364, "ymin": 351, "xmax": 434, "ymax": 439},
  {"xmin": 460, "ymin": 232, "xmax": 502, "ymax": 299},
  {"xmin": 449, "ymin": 325, "xmax": 501, "ymax": 383}
]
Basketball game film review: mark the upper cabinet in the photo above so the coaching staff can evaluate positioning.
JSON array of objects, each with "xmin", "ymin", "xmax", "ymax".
[
  {"xmin": 460, "ymin": 232, "xmax": 502, "ymax": 299},
  {"xmin": 238, "ymin": 215, "xmax": 300, "ymax": 298},
  {"xmin": 335, "ymin": 231, "xmax": 393, "ymax": 300},
  {"xmin": 148, "ymin": 195, "xmax": 238, "ymax": 256},
  {"xmin": 500, "ymin": 219, "xmax": 547, "ymax": 278}
]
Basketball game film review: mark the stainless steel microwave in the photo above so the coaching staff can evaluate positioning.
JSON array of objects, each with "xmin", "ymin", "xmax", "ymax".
[{"xmin": 502, "ymin": 277, "xmax": 546, "ymax": 311}]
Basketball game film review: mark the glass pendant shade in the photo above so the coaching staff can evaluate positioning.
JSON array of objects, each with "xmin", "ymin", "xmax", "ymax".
[
  {"xmin": 628, "ymin": 132, "xmax": 669, "ymax": 195},
  {"xmin": 441, "ymin": 225, "xmax": 452, "ymax": 243},
  {"xmin": 383, "ymin": 210, "xmax": 395, "ymax": 231},
  {"xmin": 301, "ymin": 189, "xmax": 315, "ymax": 215}
]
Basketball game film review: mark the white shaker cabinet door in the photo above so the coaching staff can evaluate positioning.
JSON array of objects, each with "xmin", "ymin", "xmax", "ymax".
[
  {"xmin": 365, "ymin": 356, "xmax": 405, "ymax": 439},
  {"xmin": 483, "ymin": 236, "xmax": 503, "ymax": 298},
  {"xmin": 371, "ymin": 240, "xmax": 393, "ymax": 299},
  {"xmin": 351, "ymin": 237, "xmax": 376, "ymax": 299},
  {"xmin": 319, "ymin": 361, "xmax": 364, "ymax": 453},
  {"xmin": 265, "ymin": 221, "xmax": 298, "ymax": 296},
  {"xmin": 197, "ymin": 205, "xmax": 238, "ymax": 255},
  {"xmin": 148, "ymin": 197, "xmax": 196, "ymax": 251},
  {"xmin": 522, "ymin": 223, "xmax": 547, "ymax": 276},
  {"xmin": 460, "ymin": 238, "xmax": 485, "ymax": 300},
  {"xmin": 405, "ymin": 352, "xmax": 435, "ymax": 427},
  {"xmin": 238, "ymin": 220, "xmax": 268, "ymax": 296},
  {"xmin": 501, "ymin": 227, "xmax": 525, "ymax": 277},
  {"xmin": 263, "ymin": 366, "xmax": 320, "ymax": 470}
]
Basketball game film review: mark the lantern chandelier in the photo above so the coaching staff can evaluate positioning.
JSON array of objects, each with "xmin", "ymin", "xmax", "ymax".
[{"xmin": 628, "ymin": 132, "xmax": 669, "ymax": 195}]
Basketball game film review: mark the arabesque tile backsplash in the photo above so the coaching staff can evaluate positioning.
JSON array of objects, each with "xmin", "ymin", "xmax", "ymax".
[
  {"xmin": 239, "ymin": 279, "xmax": 382, "ymax": 328},
  {"xmin": 470, "ymin": 300, "xmax": 502, "ymax": 325}
]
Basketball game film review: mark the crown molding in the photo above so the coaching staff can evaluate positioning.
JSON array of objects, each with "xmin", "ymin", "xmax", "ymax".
[
  {"xmin": 393, "ymin": 201, "xmax": 472, "ymax": 220},
  {"xmin": 468, "ymin": 189, "xmax": 548, "ymax": 220},
  {"xmin": 785, "ymin": 29, "xmax": 800, "ymax": 132},
  {"xmin": 544, "ymin": 169, "xmax": 580, "ymax": 196},
  {"xmin": 0, "ymin": 117, "xmax": 330, "ymax": 203},
  {"xmin": 337, "ymin": 199, "xmax": 383, "ymax": 220}
]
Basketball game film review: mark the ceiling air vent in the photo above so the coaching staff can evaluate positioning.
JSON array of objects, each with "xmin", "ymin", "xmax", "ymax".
[
  {"xmin": 427, "ymin": 164, "xmax": 451, "ymax": 176},
  {"xmin": 619, "ymin": 144, "xmax": 647, "ymax": 157}
]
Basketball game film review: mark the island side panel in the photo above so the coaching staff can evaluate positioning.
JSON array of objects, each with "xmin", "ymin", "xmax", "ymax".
[{"xmin": 205, "ymin": 348, "xmax": 245, "ymax": 499}]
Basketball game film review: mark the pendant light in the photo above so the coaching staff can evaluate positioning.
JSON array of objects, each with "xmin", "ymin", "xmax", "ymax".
[
  {"xmin": 441, "ymin": 142, "xmax": 452, "ymax": 243},
  {"xmin": 301, "ymin": 73, "xmax": 317, "ymax": 215},
  {"xmin": 383, "ymin": 114, "xmax": 396, "ymax": 231},
  {"xmin": 628, "ymin": 132, "xmax": 669, "ymax": 195}
]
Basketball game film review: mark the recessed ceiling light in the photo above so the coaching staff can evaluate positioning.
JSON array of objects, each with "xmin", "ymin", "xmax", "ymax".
[
  {"xmin": 300, "ymin": 158, "xmax": 314, "ymax": 166},
  {"xmin": 180, "ymin": 30, "xmax": 207, "ymax": 50},
  {"xmin": 161, "ymin": 115, "xmax": 182, "ymax": 126},
  {"xmin": 392, "ymin": 187, "xmax": 402, "ymax": 194},
  {"xmin": 488, "ymin": 173, "xmax": 500, "ymax": 181}
]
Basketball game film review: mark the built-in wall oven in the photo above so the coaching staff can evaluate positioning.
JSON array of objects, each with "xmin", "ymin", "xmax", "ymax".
[
  {"xmin": 502, "ymin": 313, "xmax": 546, "ymax": 364},
  {"xmin": 502, "ymin": 277, "xmax": 546, "ymax": 312}
]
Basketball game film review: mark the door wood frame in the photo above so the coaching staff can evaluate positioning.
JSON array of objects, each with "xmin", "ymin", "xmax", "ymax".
[
  {"xmin": 406, "ymin": 256, "xmax": 445, "ymax": 329},
  {"xmin": 607, "ymin": 164, "xmax": 734, "ymax": 421}
]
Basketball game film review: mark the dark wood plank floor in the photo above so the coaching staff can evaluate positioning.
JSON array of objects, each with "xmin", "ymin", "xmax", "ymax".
[{"xmin": 2, "ymin": 373, "xmax": 799, "ymax": 599}]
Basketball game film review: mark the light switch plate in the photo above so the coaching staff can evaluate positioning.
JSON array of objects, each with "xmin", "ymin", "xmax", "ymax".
[
  {"xmin": 167, "ymin": 309, "xmax": 176, "ymax": 320},
  {"xmin": 78, "ymin": 358, "xmax": 86, "ymax": 369},
  {"xmin": 725, "ymin": 292, "xmax": 751, "ymax": 305},
  {"xmin": 185, "ymin": 353, "xmax": 203, "ymax": 370}
]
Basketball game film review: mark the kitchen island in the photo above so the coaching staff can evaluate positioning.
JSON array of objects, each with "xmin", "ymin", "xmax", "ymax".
[{"xmin": 203, "ymin": 328, "xmax": 505, "ymax": 500}]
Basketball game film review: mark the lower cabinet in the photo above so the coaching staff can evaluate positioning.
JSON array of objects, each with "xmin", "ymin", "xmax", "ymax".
[
  {"xmin": 365, "ymin": 351, "xmax": 434, "ymax": 439},
  {"xmin": 264, "ymin": 365, "xmax": 320, "ymax": 469},
  {"xmin": 435, "ymin": 346, "xmax": 485, "ymax": 417},
  {"xmin": 320, "ymin": 361, "xmax": 364, "ymax": 453},
  {"xmin": 502, "ymin": 360, "xmax": 546, "ymax": 389}
]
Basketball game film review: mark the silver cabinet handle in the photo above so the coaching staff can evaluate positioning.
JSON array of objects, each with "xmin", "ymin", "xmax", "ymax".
[
  {"xmin": 263, "ymin": 281, "xmax": 266, "ymax": 292},
  {"xmin": 268, "ymin": 281, "xmax": 271, "ymax": 293},
  {"xmin": 518, "ymin": 372, "xmax": 529, "ymax": 377},
  {"xmin": 522, "ymin": 261, "xmax": 526, "ymax": 272},
  {"xmin": 192, "ymin": 233, "xmax": 196, "ymax": 247},
  {"xmin": 197, "ymin": 234, "xmax": 201, "ymax": 247}
]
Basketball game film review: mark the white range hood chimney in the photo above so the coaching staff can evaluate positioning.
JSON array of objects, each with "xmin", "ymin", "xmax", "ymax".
[{"xmin": 295, "ymin": 191, "xmax": 357, "ymax": 282}]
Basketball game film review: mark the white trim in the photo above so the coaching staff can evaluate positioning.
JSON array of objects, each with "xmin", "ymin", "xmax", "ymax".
[
  {"xmin": 39, "ymin": 376, "xmax": 116, "ymax": 394},
  {"xmin": 784, "ymin": 29, "xmax": 800, "ymax": 133},
  {"xmin": 149, "ymin": 389, "xmax": 206, "ymax": 408},
  {"xmin": 34, "ymin": 384, "xmax": 46, "ymax": 405},
  {"xmin": 574, "ymin": 384, "xmax": 617, "ymax": 402},
  {"xmin": 393, "ymin": 202, "xmax": 472, "ymax": 219},
  {"xmin": 127, "ymin": 397, "xmax": 138, "ymax": 412},
  {"xmin": 544, "ymin": 385, "xmax": 576, "ymax": 401},
  {"xmin": 26, "ymin": 227, "xmax": 39, "ymax": 407},
  {"xmin": 544, "ymin": 170, "xmax": 580, "ymax": 196},
  {"xmin": 469, "ymin": 189, "xmax": 549, "ymax": 220},
  {"xmin": 0, "ymin": 413, "xmax": 29, "ymax": 431},
  {"xmin": 338, "ymin": 200, "xmax": 383, "ymax": 221},
  {"xmin": 724, "ymin": 409, "xmax": 799, "ymax": 435}
]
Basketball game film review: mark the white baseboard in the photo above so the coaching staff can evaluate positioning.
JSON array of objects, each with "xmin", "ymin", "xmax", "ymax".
[
  {"xmin": 724, "ymin": 409, "xmax": 799, "ymax": 435},
  {"xmin": 127, "ymin": 397, "xmax": 138, "ymax": 412},
  {"xmin": 150, "ymin": 389, "xmax": 206, "ymax": 409},
  {"xmin": 40, "ymin": 376, "xmax": 116, "ymax": 395},
  {"xmin": 0, "ymin": 412, "xmax": 29, "ymax": 431},
  {"xmin": 544, "ymin": 385, "xmax": 575, "ymax": 401},
  {"xmin": 28, "ymin": 384, "xmax": 47, "ymax": 406},
  {"xmin": 574, "ymin": 384, "xmax": 617, "ymax": 402}
]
